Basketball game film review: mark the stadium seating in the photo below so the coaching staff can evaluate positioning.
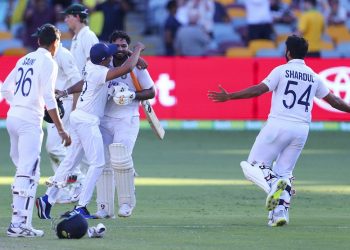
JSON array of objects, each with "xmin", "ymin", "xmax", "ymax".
[
  {"xmin": 0, "ymin": 38, "xmax": 23, "ymax": 54},
  {"xmin": 248, "ymin": 39, "xmax": 276, "ymax": 55},
  {"xmin": 3, "ymin": 47, "xmax": 28, "ymax": 56},
  {"xmin": 255, "ymin": 48, "xmax": 283, "ymax": 57},
  {"xmin": 336, "ymin": 41, "xmax": 350, "ymax": 57},
  {"xmin": 320, "ymin": 50, "xmax": 341, "ymax": 58},
  {"xmin": 319, "ymin": 40, "xmax": 334, "ymax": 51},
  {"xmin": 213, "ymin": 23, "xmax": 241, "ymax": 44},
  {"xmin": 215, "ymin": 0, "xmax": 235, "ymax": 6},
  {"xmin": 225, "ymin": 47, "xmax": 253, "ymax": 57},
  {"xmin": 0, "ymin": 31, "xmax": 13, "ymax": 40},
  {"xmin": 326, "ymin": 25, "xmax": 350, "ymax": 44},
  {"xmin": 227, "ymin": 6, "xmax": 246, "ymax": 19}
]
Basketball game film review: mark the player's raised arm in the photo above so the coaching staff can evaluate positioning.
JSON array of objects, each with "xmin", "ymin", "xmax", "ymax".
[
  {"xmin": 106, "ymin": 42, "xmax": 145, "ymax": 82},
  {"xmin": 208, "ymin": 83, "xmax": 269, "ymax": 102},
  {"xmin": 323, "ymin": 92, "xmax": 350, "ymax": 113}
]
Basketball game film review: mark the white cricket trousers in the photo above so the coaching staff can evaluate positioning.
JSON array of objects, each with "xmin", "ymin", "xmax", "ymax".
[
  {"xmin": 46, "ymin": 109, "xmax": 105, "ymax": 206},
  {"xmin": 6, "ymin": 116, "xmax": 43, "ymax": 224},
  {"xmin": 100, "ymin": 115, "xmax": 140, "ymax": 153},
  {"xmin": 45, "ymin": 98, "xmax": 72, "ymax": 170},
  {"xmin": 247, "ymin": 118, "xmax": 309, "ymax": 177}
]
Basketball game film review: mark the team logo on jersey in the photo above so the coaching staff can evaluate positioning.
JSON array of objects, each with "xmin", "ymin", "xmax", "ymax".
[{"xmin": 314, "ymin": 66, "xmax": 350, "ymax": 113}]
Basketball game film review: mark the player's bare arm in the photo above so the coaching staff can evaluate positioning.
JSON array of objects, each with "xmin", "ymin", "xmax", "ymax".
[
  {"xmin": 135, "ymin": 86, "xmax": 155, "ymax": 100},
  {"xmin": 55, "ymin": 79, "xmax": 84, "ymax": 98},
  {"xmin": 106, "ymin": 42, "xmax": 145, "ymax": 81},
  {"xmin": 126, "ymin": 49, "xmax": 148, "ymax": 69},
  {"xmin": 46, "ymin": 108, "xmax": 72, "ymax": 147},
  {"xmin": 323, "ymin": 92, "xmax": 350, "ymax": 113},
  {"xmin": 208, "ymin": 83, "xmax": 269, "ymax": 102}
]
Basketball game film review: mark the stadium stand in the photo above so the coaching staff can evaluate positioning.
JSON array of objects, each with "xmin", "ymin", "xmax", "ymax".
[{"xmin": 1, "ymin": 0, "xmax": 350, "ymax": 58}]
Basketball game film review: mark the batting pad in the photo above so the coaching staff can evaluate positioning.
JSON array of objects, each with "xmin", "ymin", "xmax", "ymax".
[
  {"xmin": 109, "ymin": 143, "xmax": 135, "ymax": 208},
  {"xmin": 240, "ymin": 161, "xmax": 270, "ymax": 194},
  {"xmin": 12, "ymin": 157, "xmax": 40, "ymax": 227},
  {"xmin": 96, "ymin": 166, "xmax": 115, "ymax": 217}
]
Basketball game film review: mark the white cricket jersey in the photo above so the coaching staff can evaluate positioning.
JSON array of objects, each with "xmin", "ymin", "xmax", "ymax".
[
  {"xmin": 54, "ymin": 43, "xmax": 81, "ymax": 99},
  {"xmin": 76, "ymin": 60, "xmax": 109, "ymax": 118},
  {"xmin": 104, "ymin": 68, "xmax": 154, "ymax": 118},
  {"xmin": 1, "ymin": 48, "xmax": 58, "ymax": 125},
  {"xmin": 262, "ymin": 59, "xmax": 330, "ymax": 123},
  {"xmin": 70, "ymin": 26, "xmax": 99, "ymax": 74}
]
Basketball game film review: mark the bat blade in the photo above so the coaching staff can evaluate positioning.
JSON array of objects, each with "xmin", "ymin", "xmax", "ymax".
[{"xmin": 141, "ymin": 100, "xmax": 165, "ymax": 140}]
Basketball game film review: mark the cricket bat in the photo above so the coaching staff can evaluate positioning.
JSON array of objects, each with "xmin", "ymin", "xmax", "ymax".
[{"xmin": 130, "ymin": 71, "xmax": 165, "ymax": 140}]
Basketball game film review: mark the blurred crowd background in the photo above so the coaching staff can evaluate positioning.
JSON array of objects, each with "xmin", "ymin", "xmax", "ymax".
[{"xmin": 0, "ymin": 0, "xmax": 350, "ymax": 58}]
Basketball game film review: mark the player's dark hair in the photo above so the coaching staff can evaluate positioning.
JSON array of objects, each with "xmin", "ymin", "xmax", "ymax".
[
  {"xmin": 285, "ymin": 35, "xmax": 308, "ymax": 59},
  {"xmin": 37, "ymin": 24, "xmax": 60, "ymax": 47},
  {"xmin": 108, "ymin": 30, "xmax": 131, "ymax": 44}
]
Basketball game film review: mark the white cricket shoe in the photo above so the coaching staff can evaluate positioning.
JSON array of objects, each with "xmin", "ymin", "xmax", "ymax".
[
  {"xmin": 56, "ymin": 187, "xmax": 74, "ymax": 204},
  {"xmin": 268, "ymin": 209, "xmax": 289, "ymax": 227},
  {"xmin": 266, "ymin": 179, "xmax": 288, "ymax": 211},
  {"xmin": 118, "ymin": 204, "xmax": 133, "ymax": 217},
  {"xmin": 7, "ymin": 223, "xmax": 44, "ymax": 237},
  {"xmin": 69, "ymin": 182, "xmax": 83, "ymax": 203},
  {"xmin": 93, "ymin": 209, "xmax": 115, "ymax": 219}
]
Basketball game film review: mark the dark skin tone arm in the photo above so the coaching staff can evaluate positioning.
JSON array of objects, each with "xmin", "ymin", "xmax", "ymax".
[
  {"xmin": 208, "ymin": 83, "xmax": 350, "ymax": 115},
  {"xmin": 106, "ymin": 42, "xmax": 144, "ymax": 81},
  {"xmin": 135, "ymin": 86, "xmax": 155, "ymax": 100},
  {"xmin": 323, "ymin": 92, "xmax": 350, "ymax": 112},
  {"xmin": 208, "ymin": 83, "xmax": 269, "ymax": 102}
]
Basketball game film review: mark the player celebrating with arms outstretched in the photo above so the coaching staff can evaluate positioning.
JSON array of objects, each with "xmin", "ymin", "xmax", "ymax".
[
  {"xmin": 1, "ymin": 24, "xmax": 71, "ymax": 237},
  {"xmin": 208, "ymin": 35, "xmax": 350, "ymax": 227}
]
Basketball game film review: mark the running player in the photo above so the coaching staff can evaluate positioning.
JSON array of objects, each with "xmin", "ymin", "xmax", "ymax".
[
  {"xmin": 94, "ymin": 30, "xmax": 155, "ymax": 218},
  {"xmin": 208, "ymin": 35, "xmax": 350, "ymax": 227},
  {"xmin": 36, "ymin": 41, "xmax": 145, "ymax": 219},
  {"xmin": 1, "ymin": 23, "xmax": 71, "ymax": 237}
]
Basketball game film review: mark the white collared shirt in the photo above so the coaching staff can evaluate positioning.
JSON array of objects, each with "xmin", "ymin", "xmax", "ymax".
[
  {"xmin": 54, "ymin": 43, "xmax": 82, "ymax": 98},
  {"xmin": 76, "ymin": 60, "xmax": 109, "ymax": 118},
  {"xmin": 1, "ymin": 48, "xmax": 58, "ymax": 125},
  {"xmin": 70, "ymin": 26, "xmax": 99, "ymax": 74},
  {"xmin": 262, "ymin": 59, "xmax": 329, "ymax": 123}
]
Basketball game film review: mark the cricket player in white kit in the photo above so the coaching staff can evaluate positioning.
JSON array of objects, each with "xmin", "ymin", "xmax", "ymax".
[
  {"xmin": 45, "ymin": 43, "xmax": 82, "ymax": 203},
  {"xmin": 208, "ymin": 35, "xmax": 350, "ymax": 227},
  {"xmin": 46, "ymin": 43, "xmax": 81, "ymax": 170},
  {"xmin": 63, "ymin": 3, "xmax": 99, "ymax": 74},
  {"xmin": 94, "ymin": 30, "xmax": 155, "ymax": 218},
  {"xmin": 61, "ymin": 3, "xmax": 99, "ymax": 199},
  {"xmin": 1, "ymin": 24, "xmax": 71, "ymax": 237},
  {"xmin": 36, "ymin": 41, "xmax": 145, "ymax": 219}
]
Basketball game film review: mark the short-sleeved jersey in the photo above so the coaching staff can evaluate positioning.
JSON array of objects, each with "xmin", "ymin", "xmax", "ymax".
[
  {"xmin": 262, "ymin": 59, "xmax": 329, "ymax": 123},
  {"xmin": 104, "ymin": 68, "xmax": 155, "ymax": 118},
  {"xmin": 76, "ymin": 60, "xmax": 109, "ymax": 118},
  {"xmin": 1, "ymin": 48, "xmax": 58, "ymax": 125},
  {"xmin": 54, "ymin": 44, "xmax": 81, "ymax": 98},
  {"xmin": 70, "ymin": 26, "xmax": 99, "ymax": 74}
]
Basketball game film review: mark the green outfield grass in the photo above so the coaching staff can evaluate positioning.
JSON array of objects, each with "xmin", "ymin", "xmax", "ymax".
[{"xmin": 0, "ymin": 129, "xmax": 350, "ymax": 250}]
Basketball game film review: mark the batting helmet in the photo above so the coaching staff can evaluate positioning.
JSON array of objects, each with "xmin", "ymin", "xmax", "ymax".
[
  {"xmin": 56, "ymin": 211, "xmax": 88, "ymax": 239},
  {"xmin": 44, "ymin": 98, "xmax": 65, "ymax": 123}
]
